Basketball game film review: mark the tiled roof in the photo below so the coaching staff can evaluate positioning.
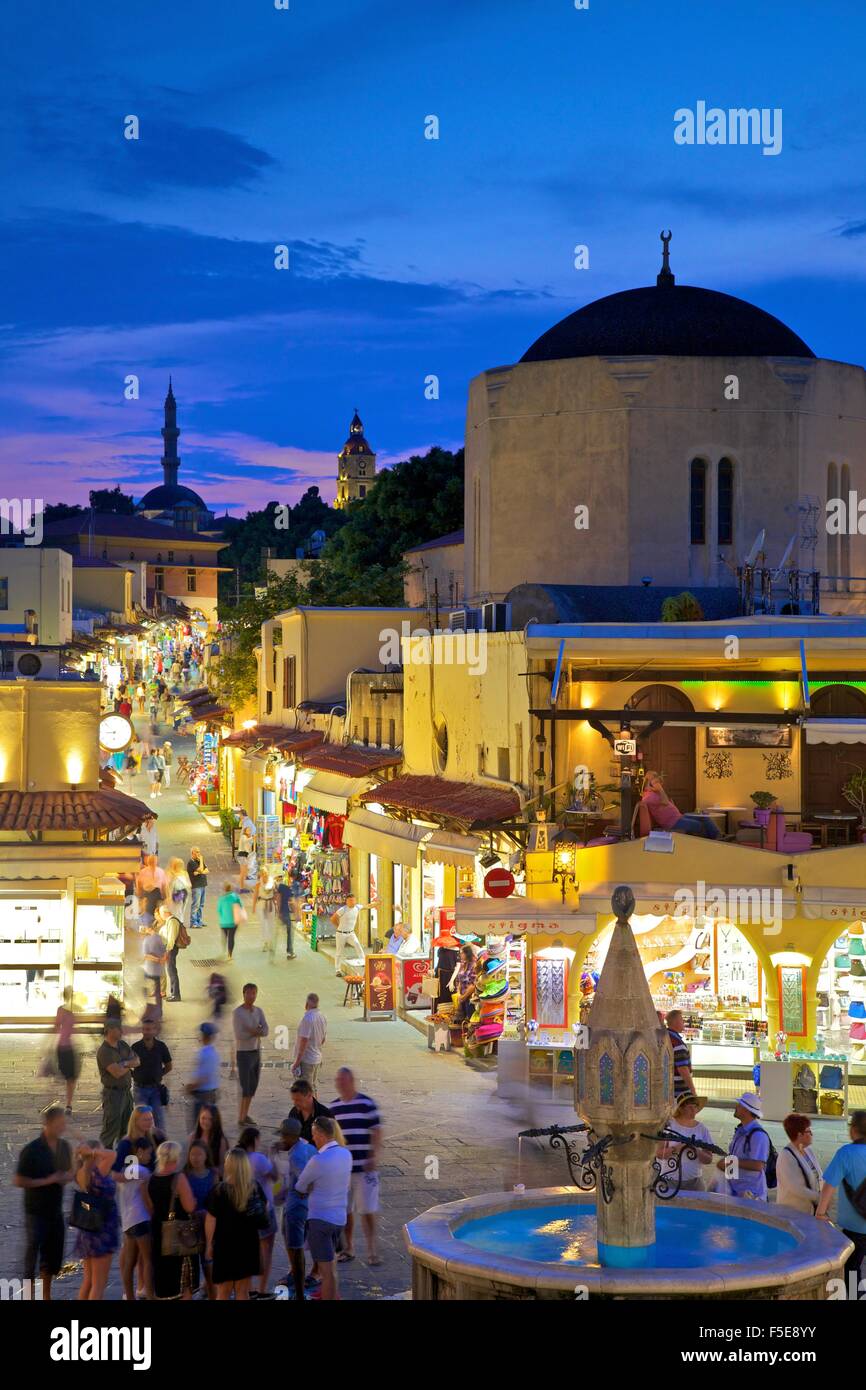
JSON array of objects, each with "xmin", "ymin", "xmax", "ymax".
[
  {"xmin": 0, "ymin": 788, "xmax": 155, "ymax": 832},
  {"xmin": 361, "ymin": 775, "xmax": 520, "ymax": 829},
  {"xmin": 403, "ymin": 529, "xmax": 464, "ymax": 555},
  {"xmin": 221, "ymin": 726, "xmax": 323, "ymax": 754},
  {"xmin": 41, "ymin": 513, "xmax": 225, "ymax": 546},
  {"xmin": 302, "ymin": 744, "xmax": 401, "ymax": 778},
  {"xmin": 181, "ymin": 703, "xmax": 229, "ymax": 723}
]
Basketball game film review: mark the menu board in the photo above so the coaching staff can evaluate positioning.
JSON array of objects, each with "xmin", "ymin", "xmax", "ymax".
[{"xmin": 364, "ymin": 954, "xmax": 397, "ymax": 1020}]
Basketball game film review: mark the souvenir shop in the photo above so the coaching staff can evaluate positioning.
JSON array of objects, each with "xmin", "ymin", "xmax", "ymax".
[
  {"xmin": 816, "ymin": 920, "xmax": 866, "ymax": 1065},
  {"xmin": 186, "ymin": 720, "xmax": 222, "ymax": 810},
  {"xmin": 294, "ymin": 774, "xmax": 355, "ymax": 946}
]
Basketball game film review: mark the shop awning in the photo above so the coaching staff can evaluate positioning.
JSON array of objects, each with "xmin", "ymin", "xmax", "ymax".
[
  {"xmin": 423, "ymin": 829, "xmax": 481, "ymax": 868},
  {"xmin": 301, "ymin": 744, "xmax": 401, "ymax": 778},
  {"xmin": 803, "ymin": 719, "xmax": 866, "ymax": 745},
  {"xmin": 361, "ymin": 775, "xmax": 521, "ymax": 830},
  {"xmin": 455, "ymin": 897, "xmax": 596, "ymax": 936},
  {"xmin": 343, "ymin": 808, "xmax": 427, "ymax": 866},
  {"xmin": 296, "ymin": 771, "xmax": 367, "ymax": 816}
]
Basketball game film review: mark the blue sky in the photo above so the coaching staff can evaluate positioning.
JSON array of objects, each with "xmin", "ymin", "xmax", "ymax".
[{"xmin": 2, "ymin": 0, "xmax": 866, "ymax": 513}]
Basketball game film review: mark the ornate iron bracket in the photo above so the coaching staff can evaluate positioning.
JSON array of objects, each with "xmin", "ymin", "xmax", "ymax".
[
  {"xmin": 518, "ymin": 1122, "xmax": 628, "ymax": 1203},
  {"xmin": 642, "ymin": 1128, "xmax": 727, "ymax": 1200}
]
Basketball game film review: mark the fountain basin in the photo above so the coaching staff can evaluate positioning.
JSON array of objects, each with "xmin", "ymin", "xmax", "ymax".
[{"xmin": 404, "ymin": 1187, "xmax": 854, "ymax": 1300}]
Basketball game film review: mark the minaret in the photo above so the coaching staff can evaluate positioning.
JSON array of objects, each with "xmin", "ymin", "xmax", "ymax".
[
  {"xmin": 335, "ymin": 409, "xmax": 376, "ymax": 509},
  {"xmin": 161, "ymin": 378, "xmax": 181, "ymax": 488},
  {"xmin": 577, "ymin": 885, "xmax": 675, "ymax": 1267},
  {"xmin": 657, "ymin": 229, "xmax": 675, "ymax": 287}
]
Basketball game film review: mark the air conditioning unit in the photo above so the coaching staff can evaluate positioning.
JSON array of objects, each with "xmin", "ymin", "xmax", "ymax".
[
  {"xmin": 480, "ymin": 601, "xmax": 511, "ymax": 632},
  {"xmin": 14, "ymin": 648, "xmax": 61, "ymax": 680},
  {"xmin": 448, "ymin": 607, "xmax": 481, "ymax": 632}
]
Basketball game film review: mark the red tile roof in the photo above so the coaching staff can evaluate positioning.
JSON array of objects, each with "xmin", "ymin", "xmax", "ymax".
[
  {"xmin": 360, "ymin": 775, "xmax": 520, "ymax": 829},
  {"xmin": 221, "ymin": 725, "xmax": 323, "ymax": 754},
  {"xmin": 302, "ymin": 744, "xmax": 401, "ymax": 778},
  {"xmin": 182, "ymin": 704, "xmax": 229, "ymax": 723},
  {"xmin": 0, "ymin": 788, "xmax": 156, "ymax": 832}
]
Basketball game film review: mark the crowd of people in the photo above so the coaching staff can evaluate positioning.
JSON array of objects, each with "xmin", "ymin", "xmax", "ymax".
[{"xmin": 17, "ymin": 1035, "xmax": 384, "ymax": 1301}]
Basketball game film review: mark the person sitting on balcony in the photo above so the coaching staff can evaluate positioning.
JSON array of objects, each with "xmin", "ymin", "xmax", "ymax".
[{"xmin": 635, "ymin": 771, "xmax": 721, "ymax": 840}]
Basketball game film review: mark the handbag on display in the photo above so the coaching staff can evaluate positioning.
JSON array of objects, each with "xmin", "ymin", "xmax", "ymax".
[
  {"xmin": 819, "ymin": 1092, "xmax": 845, "ymax": 1116},
  {"xmin": 793, "ymin": 1086, "xmax": 818, "ymax": 1115},
  {"xmin": 851, "ymin": 959, "xmax": 866, "ymax": 978},
  {"xmin": 849, "ymin": 1000, "xmax": 866, "ymax": 1020},
  {"xmin": 819, "ymin": 1064, "xmax": 844, "ymax": 1090},
  {"xmin": 849, "ymin": 920, "xmax": 865, "ymax": 936},
  {"xmin": 850, "ymin": 937, "xmax": 866, "ymax": 957},
  {"xmin": 834, "ymin": 954, "xmax": 851, "ymax": 970},
  {"xmin": 849, "ymin": 1021, "xmax": 866, "ymax": 1040}
]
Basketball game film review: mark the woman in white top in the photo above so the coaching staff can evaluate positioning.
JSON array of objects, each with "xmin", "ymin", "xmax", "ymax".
[
  {"xmin": 776, "ymin": 1112, "xmax": 822, "ymax": 1214},
  {"xmin": 658, "ymin": 1093, "xmax": 715, "ymax": 1190}
]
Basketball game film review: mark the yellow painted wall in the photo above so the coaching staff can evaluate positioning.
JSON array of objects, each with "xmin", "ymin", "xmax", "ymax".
[
  {"xmin": 73, "ymin": 566, "xmax": 133, "ymax": 620},
  {"xmin": 565, "ymin": 678, "xmax": 801, "ymax": 813},
  {"xmin": 402, "ymin": 630, "xmax": 530, "ymax": 789},
  {"xmin": 0, "ymin": 548, "xmax": 72, "ymax": 645},
  {"xmin": 0, "ymin": 682, "xmax": 101, "ymax": 793}
]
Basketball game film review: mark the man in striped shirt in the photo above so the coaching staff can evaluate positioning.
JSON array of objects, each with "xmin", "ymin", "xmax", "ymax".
[
  {"xmin": 665, "ymin": 1009, "xmax": 696, "ymax": 1099},
  {"xmin": 328, "ymin": 1067, "xmax": 382, "ymax": 1265}
]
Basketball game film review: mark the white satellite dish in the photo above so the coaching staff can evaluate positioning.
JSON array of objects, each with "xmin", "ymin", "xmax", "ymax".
[
  {"xmin": 744, "ymin": 528, "xmax": 766, "ymax": 567},
  {"xmin": 772, "ymin": 534, "xmax": 797, "ymax": 577}
]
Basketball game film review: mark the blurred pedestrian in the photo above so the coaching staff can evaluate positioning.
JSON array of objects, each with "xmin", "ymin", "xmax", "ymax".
[
  {"xmin": 185, "ymin": 1023, "xmax": 221, "ymax": 1129},
  {"xmin": 329, "ymin": 1067, "xmax": 383, "ymax": 1265},
  {"xmin": 271, "ymin": 1117, "xmax": 316, "ymax": 1302},
  {"xmin": 147, "ymin": 1140, "xmax": 200, "ymax": 1301},
  {"xmin": 237, "ymin": 1126, "xmax": 278, "ymax": 1296},
  {"xmin": 205, "ymin": 1147, "xmax": 268, "ymax": 1301},
  {"xmin": 292, "ymin": 993, "xmax": 327, "ymax": 1093},
  {"xmin": 217, "ymin": 882, "xmax": 244, "ymax": 960},
  {"xmin": 188, "ymin": 847, "xmax": 208, "ymax": 927},
  {"xmin": 96, "ymin": 1020, "xmax": 139, "ymax": 1147},
  {"xmin": 54, "ymin": 991, "xmax": 80, "ymax": 1115},
  {"xmin": 185, "ymin": 1140, "xmax": 219, "ymax": 1299},
  {"xmin": 14, "ymin": 1104, "xmax": 74, "ymax": 1301},
  {"xmin": 294, "ymin": 1115, "xmax": 352, "ymax": 1301},
  {"xmin": 130, "ymin": 1018, "xmax": 172, "ymax": 1131},
  {"xmin": 233, "ymin": 983, "xmax": 268, "ymax": 1127}
]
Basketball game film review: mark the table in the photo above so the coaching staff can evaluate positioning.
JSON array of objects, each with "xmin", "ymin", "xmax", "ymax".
[
  {"xmin": 705, "ymin": 805, "xmax": 749, "ymax": 838},
  {"xmin": 812, "ymin": 813, "xmax": 859, "ymax": 847}
]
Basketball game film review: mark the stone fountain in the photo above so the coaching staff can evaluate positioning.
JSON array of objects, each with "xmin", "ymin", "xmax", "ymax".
[
  {"xmin": 575, "ymin": 884, "xmax": 673, "ymax": 1267},
  {"xmin": 405, "ymin": 885, "xmax": 855, "ymax": 1300}
]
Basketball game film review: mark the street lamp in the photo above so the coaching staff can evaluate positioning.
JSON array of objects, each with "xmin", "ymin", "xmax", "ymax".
[{"xmin": 552, "ymin": 839, "xmax": 578, "ymax": 903}]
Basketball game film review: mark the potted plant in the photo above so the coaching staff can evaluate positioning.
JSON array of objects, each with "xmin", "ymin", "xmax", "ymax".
[
  {"xmin": 841, "ymin": 766, "xmax": 866, "ymax": 841},
  {"xmin": 750, "ymin": 790, "xmax": 777, "ymax": 826}
]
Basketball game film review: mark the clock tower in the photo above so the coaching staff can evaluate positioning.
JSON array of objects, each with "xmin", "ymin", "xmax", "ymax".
[{"xmin": 335, "ymin": 409, "xmax": 376, "ymax": 509}]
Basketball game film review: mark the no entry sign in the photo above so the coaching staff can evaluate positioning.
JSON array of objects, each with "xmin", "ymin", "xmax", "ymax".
[{"xmin": 484, "ymin": 867, "xmax": 515, "ymax": 898}]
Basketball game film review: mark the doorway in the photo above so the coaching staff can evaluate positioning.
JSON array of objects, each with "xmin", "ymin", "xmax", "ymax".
[
  {"xmin": 628, "ymin": 684, "xmax": 696, "ymax": 812},
  {"xmin": 802, "ymin": 684, "xmax": 866, "ymax": 814}
]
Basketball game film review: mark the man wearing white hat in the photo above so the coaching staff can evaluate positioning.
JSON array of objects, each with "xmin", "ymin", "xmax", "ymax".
[{"xmin": 714, "ymin": 1093, "xmax": 772, "ymax": 1201}]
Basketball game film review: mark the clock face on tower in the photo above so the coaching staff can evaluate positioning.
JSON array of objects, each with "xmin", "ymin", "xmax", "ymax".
[{"xmin": 99, "ymin": 714, "xmax": 133, "ymax": 752}]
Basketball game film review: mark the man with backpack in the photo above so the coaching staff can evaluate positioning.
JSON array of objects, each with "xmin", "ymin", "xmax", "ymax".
[
  {"xmin": 816, "ymin": 1109, "xmax": 866, "ymax": 1290},
  {"xmin": 714, "ymin": 1092, "xmax": 774, "ymax": 1200},
  {"xmin": 157, "ymin": 902, "xmax": 189, "ymax": 1003}
]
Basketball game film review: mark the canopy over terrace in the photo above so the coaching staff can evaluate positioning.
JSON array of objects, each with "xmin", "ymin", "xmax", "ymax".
[
  {"xmin": 361, "ymin": 775, "xmax": 521, "ymax": 832},
  {"xmin": 0, "ymin": 787, "xmax": 155, "ymax": 837}
]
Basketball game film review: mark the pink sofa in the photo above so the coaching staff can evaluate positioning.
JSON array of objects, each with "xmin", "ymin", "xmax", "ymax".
[{"xmin": 765, "ymin": 808, "xmax": 813, "ymax": 853}]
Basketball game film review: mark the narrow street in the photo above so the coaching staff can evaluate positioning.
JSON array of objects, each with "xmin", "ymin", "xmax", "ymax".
[{"xmin": 0, "ymin": 720, "xmax": 538, "ymax": 1300}]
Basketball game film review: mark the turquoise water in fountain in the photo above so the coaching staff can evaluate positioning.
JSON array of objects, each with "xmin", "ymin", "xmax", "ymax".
[{"xmin": 456, "ymin": 1204, "xmax": 798, "ymax": 1269}]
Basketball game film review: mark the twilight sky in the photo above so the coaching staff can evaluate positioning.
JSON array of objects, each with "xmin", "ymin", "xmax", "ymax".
[{"xmin": 2, "ymin": 0, "xmax": 866, "ymax": 515}]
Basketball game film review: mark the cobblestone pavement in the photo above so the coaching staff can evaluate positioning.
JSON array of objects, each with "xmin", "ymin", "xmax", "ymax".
[{"xmin": 0, "ymin": 724, "xmax": 853, "ymax": 1298}]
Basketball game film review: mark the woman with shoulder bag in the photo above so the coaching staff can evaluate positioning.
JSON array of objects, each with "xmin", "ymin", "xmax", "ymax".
[
  {"xmin": 187, "ymin": 847, "xmax": 208, "ymax": 928},
  {"xmin": 204, "ymin": 1147, "xmax": 269, "ymax": 1300},
  {"xmin": 147, "ymin": 1140, "xmax": 200, "ymax": 1300},
  {"xmin": 776, "ymin": 1113, "xmax": 823, "ymax": 1214},
  {"xmin": 71, "ymin": 1141, "xmax": 120, "ymax": 1300}
]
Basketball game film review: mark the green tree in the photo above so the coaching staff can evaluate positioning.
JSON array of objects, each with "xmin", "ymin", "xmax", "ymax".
[
  {"xmin": 216, "ymin": 569, "xmax": 313, "ymax": 708},
  {"xmin": 89, "ymin": 485, "xmax": 136, "ymax": 514},
  {"xmin": 661, "ymin": 591, "xmax": 704, "ymax": 622}
]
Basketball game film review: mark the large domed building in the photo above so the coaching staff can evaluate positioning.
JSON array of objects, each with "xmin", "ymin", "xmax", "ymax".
[
  {"xmin": 464, "ymin": 236, "xmax": 866, "ymax": 610},
  {"xmin": 137, "ymin": 381, "xmax": 218, "ymax": 533}
]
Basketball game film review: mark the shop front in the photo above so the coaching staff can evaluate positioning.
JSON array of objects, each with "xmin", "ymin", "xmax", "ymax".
[{"xmin": 0, "ymin": 844, "xmax": 141, "ymax": 1026}]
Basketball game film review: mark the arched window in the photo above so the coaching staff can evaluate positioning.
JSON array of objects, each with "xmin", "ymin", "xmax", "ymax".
[
  {"xmin": 633, "ymin": 1053, "xmax": 650, "ymax": 1107},
  {"xmin": 689, "ymin": 459, "xmax": 706, "ymax": 545},
  {"xmin": 717, "ymin": 457, "xmax": 734, "ymax": 547},
  {"xmin": 827, "ymin": 463, "xmax": 839, "ymax": 593},
  {"xmin": 599, "ymin": 1052, "xmax": 615, "ymax": 1106},
  {"xmin": 841, "ymin": 464, "xmax": 851, "ymax": 592}
]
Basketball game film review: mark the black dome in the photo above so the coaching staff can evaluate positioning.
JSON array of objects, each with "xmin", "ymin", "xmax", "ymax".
[
  {"xmin": 138, "ymin": 484, "xmax": 207, "ymax": 510},
  {"xmin": 520, "ymin": 284, "xmax": 814, "ymax": 363}
]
